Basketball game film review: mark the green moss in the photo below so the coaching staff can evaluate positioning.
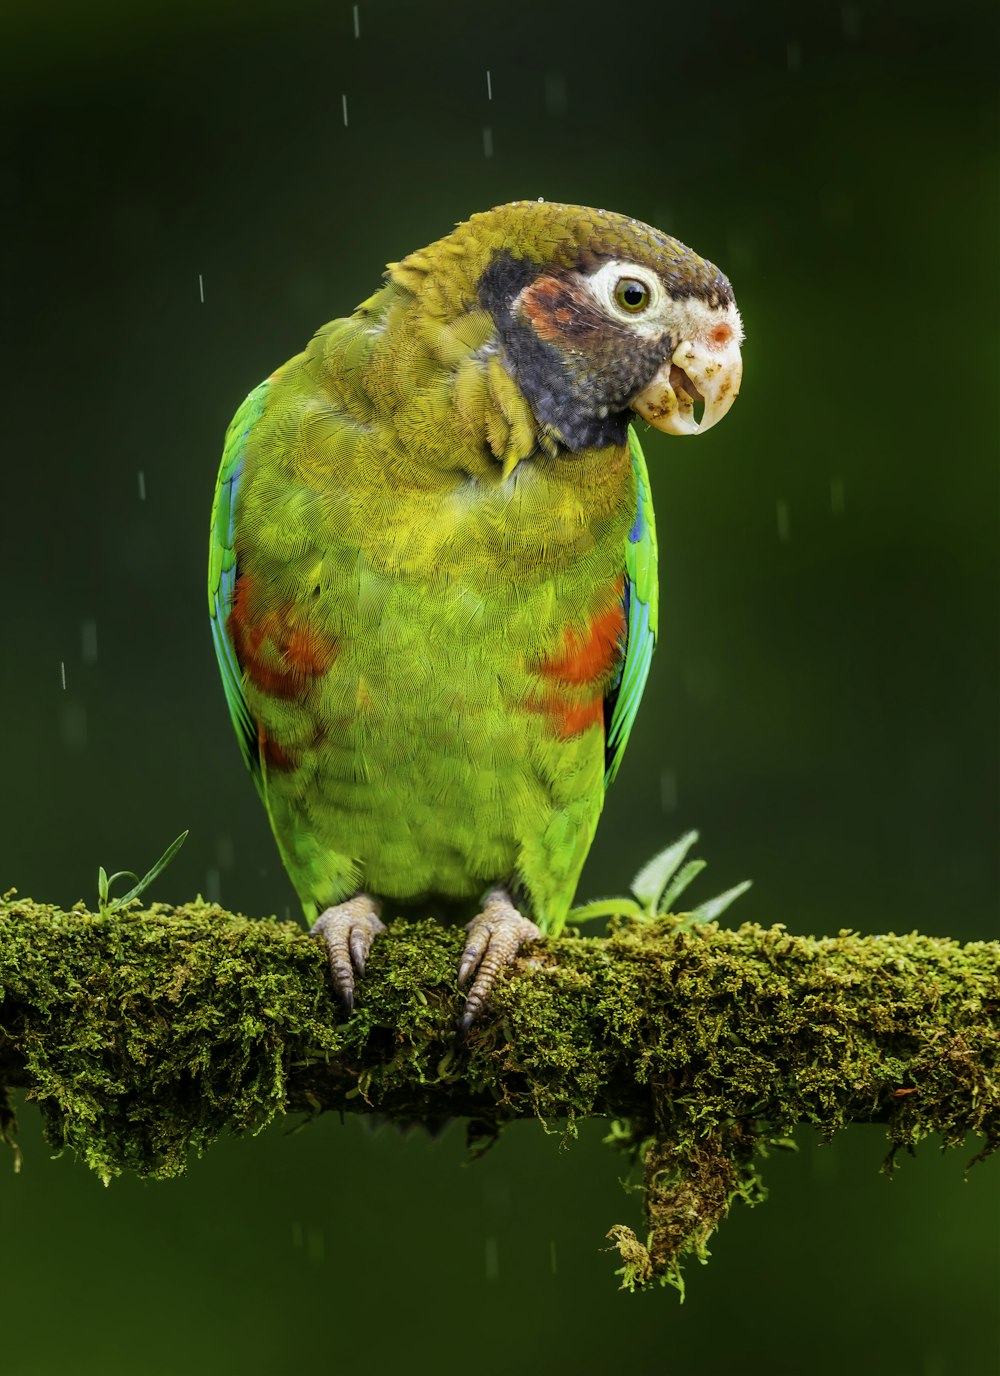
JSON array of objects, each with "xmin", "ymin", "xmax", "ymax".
[{"xmin": 1, "ymin": 896, "xmax": 996, "ymax": 1290}]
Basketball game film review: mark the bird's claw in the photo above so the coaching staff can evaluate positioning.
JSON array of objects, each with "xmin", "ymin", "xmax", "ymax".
[
  {"xmin": 311, "ymin": 895, "xmax": 385, "ymax": 1015},
  {"xmin": 457, "ymin": 890, "xmax": 541, "ymax": 1035}
]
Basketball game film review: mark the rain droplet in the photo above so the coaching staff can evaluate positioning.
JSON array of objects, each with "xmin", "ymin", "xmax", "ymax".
[
  {"xmin": 549, "ymin": 1240, "xmax": 558, "ymax": 1275},
  {"xmin": 81, "ymin": 619, "xmax": 98, "ymax": 665},
  {"xmin": 482, "ymin": 126, "xmax": 493, "ymax": 158},
  {"xmin": 206, "ymin": 868, "xmax": 222, "ymax": 903},
  {"xmin": 486, "ymin": 69, "xmax": 492, "ymax": 100},
  {"xmin": 830, "ymin": 478, "xmax": 846, "ymax": 515},
  {"xmin": 776, "ymin": 499, "xmax": 791, "ymax": 541},
  {"xmin": 352, "ymin": 3, "xmax": 360, "ymax": 38},
  {"xmin": 342, "ymin": 93, "xmax": 349, "ymax": 127},
  {"xmin": 545, "ymin": 71, "xmax": 567, "ymax": 116},
  {"xmin": 484, "ymin": 1176, "xmax": 511, "ymax": 1212},
  {"xmin": 485, "ymin": 1236, "xmax": 499, "ymax": 1280},
  {"xmin": 198, "ymin": 273, "xmax": 204, "ymax": 304},
  {"xmin": 137, "ymin": 471, "xmax": 146, "ymax": 501},
  {"xmin": 216, "ymin": 834, "xmax": 235, "ymax": 869},
  {"xmin": 60, "ymin": 660, "xmax": 66, "ymax": 691},
  {"xmin": 59, "ymin": 701, "xmax": 88, "ymax": 751},
  {"xmin": 660, "ymin": 769, "xmax": 678, "ymax": 812},
  {"xmin": 307, "ymin": 1227, "xmax": 325, "ymax": 1264},
  {"xmin": 786, "ymin": 40, "xmax": 802, "ymax": 72}
]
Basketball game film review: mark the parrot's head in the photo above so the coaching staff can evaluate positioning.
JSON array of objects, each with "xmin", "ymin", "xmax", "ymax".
[{"xmin": 437, "ymin": 200, "xmax": 743, "ymax": 453}]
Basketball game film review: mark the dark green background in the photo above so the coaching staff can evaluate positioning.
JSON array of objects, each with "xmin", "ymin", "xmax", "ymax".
[{"xmin": 2, "ymin": 1, "xmax": 997, "ymax": 1371}]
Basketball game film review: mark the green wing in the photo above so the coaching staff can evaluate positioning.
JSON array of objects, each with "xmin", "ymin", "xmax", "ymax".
[
  {"xmin": 207, "ymin": 381, "xmax": 270, "ymax": 800},
  {"xmin": 604, "ymin": 424, "xmax": 659, "ymax": 786}
]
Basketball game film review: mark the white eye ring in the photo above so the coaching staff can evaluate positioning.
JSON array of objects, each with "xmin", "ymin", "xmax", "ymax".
[{"xmin": 586, "ymin": 260, "xmax": 662, "ymax": 327}]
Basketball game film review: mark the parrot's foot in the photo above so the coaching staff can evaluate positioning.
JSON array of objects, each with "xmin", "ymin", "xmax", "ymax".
[
  {"xmin": 457, "ymin": 889, "xmax": 541, "ymax": 1035},
  {"xmin": 311, "ymin": 895, "xmax": 386, "ymax": 1016}
]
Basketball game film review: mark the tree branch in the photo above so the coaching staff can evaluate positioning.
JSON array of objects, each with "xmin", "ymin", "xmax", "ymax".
[{"xmin": 1, "ymin": 893, "xmax": 996, "ymax": 1292}]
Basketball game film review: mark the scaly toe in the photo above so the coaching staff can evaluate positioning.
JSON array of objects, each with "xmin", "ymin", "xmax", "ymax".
[
  {"xmin": 458, "ymin": 889, "xmax": 541, "ymax": 1035},
  {"xmin": 311, "ymin": 895, "xmax": 385, "ymax": 1015}
]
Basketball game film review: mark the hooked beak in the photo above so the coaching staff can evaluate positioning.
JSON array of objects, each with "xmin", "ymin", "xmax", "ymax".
[{"xmin": 631, "ymin": 320, "xmax": 743, "ymax": 436}]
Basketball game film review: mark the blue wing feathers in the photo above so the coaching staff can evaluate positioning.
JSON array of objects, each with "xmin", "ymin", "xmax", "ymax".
[{"xmin": 604, "ymin": 426, "xmax": 659, "ymax": 787}]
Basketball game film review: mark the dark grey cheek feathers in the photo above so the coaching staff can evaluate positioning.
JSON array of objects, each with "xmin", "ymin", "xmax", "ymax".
[{"xmin": 477, "ymin": 250, "xmax": 667, "ymax": 455}]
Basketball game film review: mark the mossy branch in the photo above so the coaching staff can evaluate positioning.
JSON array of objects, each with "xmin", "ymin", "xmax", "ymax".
[{"xmin": 1, "ymin": 893, "xmax": 997, "ymax": 1293}]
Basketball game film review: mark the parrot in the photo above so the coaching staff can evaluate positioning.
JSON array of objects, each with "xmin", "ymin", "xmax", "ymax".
[{"xmin": 208, "ymin": 200, "xmax": 743, "ymax": 1032}]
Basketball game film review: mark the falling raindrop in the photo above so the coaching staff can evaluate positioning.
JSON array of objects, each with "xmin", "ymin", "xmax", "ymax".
[
  {"xmin": 549, "ymin": 1240, "xmax": 558, "ymax": 1275},
  {"xmin": 486, "ymin": 69, "xmax": 492, "ymax": 100},
  {"xmin": 660, "ymin": 768, "xmax": 678, "ymax": 812},
  {"xmin": 352, "ymin": 3, "xmax": 359, "ymax": 38},
  {"xmin": 59, "ymin": 701, "xmax": 88, "ymax": 751},
  {"xmin": 137, "ymin": 470, "xmax": 146, "ymax": 501},
  {"xmin": 482, "ymin": 126, "xmax": 493, "ymax": 158},
  {"xmin": 545, "ymin": 71, "xmax": 567, "ymax": 116},
  {"xmin": 284, "ymin": 905, "xmax": 292, "ymax": 923},
  {"xmin": 485, "ymin": 1236, "xmax": 499, "ymax": 1280},
  {"xmin": 786, "ymin": 40, "xmax": 802, "ymax": 72},
  {"xmin": 206, "ymin": 867, "xmax": 222, "ymax": 903},
  {"xmin": 841, "ymin": 3, "xmax": 860, "ymax": 40},
  {"xmin": 60, "ymin": 660, "xmax": 66, "ymax": 691},
  {"xmin": 198, "ymin": 273, "xmax": 204, "ymax": 304},
  {"xmin": 484, "ymin": 1176, "xmax": 511, "ymax": 1213},
  {"xmin": 81, "ymin": 619, "xmax": 98, "ymax": 665},
  {"xmin": 342, "ymin": 94, "xmax": 349, "ymax": 127},
  {"xmin": 307, "ymin": 1227, "xmax": 326, "ymax": 1264},
  {"xmin": 776, "ymin": 500, "xmax": 791, "ymax": 542},
  {"xmin": 812, "ymin": 1139, "xmax": 839, "ymax": 1180},
  {"xmin": 216, "ymin": 834, "xmax": 235, "ymax": 869},
  {"xmin": 726, "ymin": 231, "xmax": 755, "ymax": 271},
  {"xmin": 830, "ymin": 478, "xmax": 846, "ymax": 515}
]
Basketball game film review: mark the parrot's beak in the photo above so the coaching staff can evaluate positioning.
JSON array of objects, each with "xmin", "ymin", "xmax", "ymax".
[{"xmin": 631, "ymin": 319, "xmax": 743, "ymax": 437}]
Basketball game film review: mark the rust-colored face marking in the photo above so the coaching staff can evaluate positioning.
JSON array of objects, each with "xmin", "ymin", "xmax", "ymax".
[
  {"xmin": 229, "ymin": 574, "xmax": 338, "ymax": 699},
  {"xmin": 518, "ymin": 273, "xmax": 601, "ymax": 345}
]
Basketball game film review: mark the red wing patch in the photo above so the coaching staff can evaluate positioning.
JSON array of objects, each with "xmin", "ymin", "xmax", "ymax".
[
  {"xmin": 257, "ymin": 724, "xmax": 296, "ymax": 772},
  {"xmin": 229, "ymin": 574, "xmax": 338, "ymax": 700},
  {"xmin": 539, "ymin": 596, "xmax": 626, "ymax": 686},
  {"xmin": 528, "ymin": 592, "xmax": 627, "ymax": 740}
]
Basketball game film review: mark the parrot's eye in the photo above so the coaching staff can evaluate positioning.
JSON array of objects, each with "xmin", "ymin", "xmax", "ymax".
[{"xmin": 614, "ymin": 278, "xmax": 650, "ymax": 313}]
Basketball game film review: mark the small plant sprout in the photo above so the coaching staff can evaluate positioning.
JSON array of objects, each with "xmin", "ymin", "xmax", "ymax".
[
  {"xmin": 97, "ymin": 830, "xmax": 189, "ymax": 914},
  {"xmin": 569, "ymin": 830, "xmax": 751, "ymax": 928}
]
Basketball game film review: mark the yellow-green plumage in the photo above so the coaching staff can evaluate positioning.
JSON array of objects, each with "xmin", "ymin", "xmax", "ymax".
[{"xmin": 209, "ymin": 201, "xmax": 739, "ymax": 943}]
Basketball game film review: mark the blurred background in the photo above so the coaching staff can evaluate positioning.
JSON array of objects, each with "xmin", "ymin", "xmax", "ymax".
[{"xmin": 1, "ymin": 0, "xmax": 997, "ymax": 1371}]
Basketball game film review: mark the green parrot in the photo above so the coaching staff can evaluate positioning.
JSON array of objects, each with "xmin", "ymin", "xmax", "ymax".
[{"xmin": 208, "ymin": 201, "xmax": 743, "ymax": 1031}]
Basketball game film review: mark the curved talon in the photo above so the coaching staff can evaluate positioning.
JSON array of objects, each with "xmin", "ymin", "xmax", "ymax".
[
  {"xmin": 311, "ymin": 895, "xmax": 385, "ymax": 1016},
  {"xmin": 458, "ymin": 889, "xmax": 541, "ymax": 1036}
]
